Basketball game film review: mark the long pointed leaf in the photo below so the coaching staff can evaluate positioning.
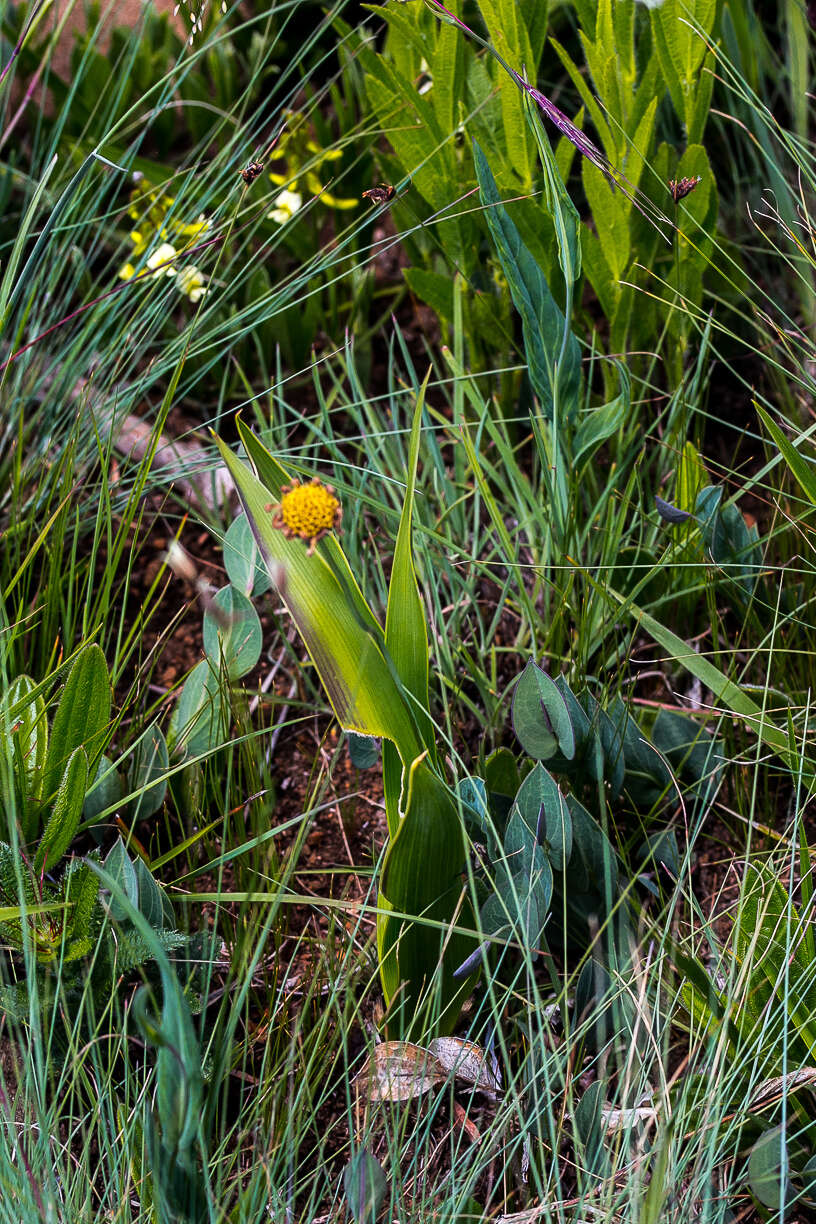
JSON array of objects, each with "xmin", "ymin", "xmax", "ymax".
[
  {"xmin": 383, "ymin": 372, "xmax": 436, "ymax": 836},
  {"xmin": 213, "ymin": 431, "xmax": 421, "ymax": 762}
]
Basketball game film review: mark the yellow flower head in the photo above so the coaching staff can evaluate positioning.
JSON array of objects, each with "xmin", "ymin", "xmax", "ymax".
[{"xmin": 270, "ymin": 478, "xmax": 342, "ymax": 553}]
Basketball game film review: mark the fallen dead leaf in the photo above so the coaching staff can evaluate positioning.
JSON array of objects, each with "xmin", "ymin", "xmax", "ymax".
[{"xmin": 356, "ymin": 1041, "xmax": 446, "ymax": 1103}]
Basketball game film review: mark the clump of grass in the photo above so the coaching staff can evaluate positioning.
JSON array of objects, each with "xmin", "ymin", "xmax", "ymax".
[{"xmin": 4, "ymin": 1, "xmax": 816, "ymax": 1220}]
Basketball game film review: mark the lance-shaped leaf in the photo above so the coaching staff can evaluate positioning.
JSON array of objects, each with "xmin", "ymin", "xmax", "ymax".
[
  {"xmin": 213, "ymin": 427, "xmax": 422, "ymax": 764},
  {"xmin": 382, "ymin": 370, "xmax": 435, "ymax": 838},
  {"xmin": 474, "ymin": 140, "xmax": 581, "ymax": 420}
]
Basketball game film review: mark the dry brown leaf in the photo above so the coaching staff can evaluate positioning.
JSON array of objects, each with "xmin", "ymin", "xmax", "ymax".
[
  {"xmin": 600, "ymin": 1105, "xmax": 658, "ymax": 1130},
  {"xmin": 749, "ymin": 1065, "xmax": 816, "ymax": 1108},
  {"xmin": 355, "ymin": 1037, "xmax": 502, "ymax": 1104},
  {"xmin": 427, "ymin": 1037, "xmax": 502, "ymax": 1097},
  {"xmin": 356, "ymin": 1041, "xmax": 446, "ymax": 1102}
]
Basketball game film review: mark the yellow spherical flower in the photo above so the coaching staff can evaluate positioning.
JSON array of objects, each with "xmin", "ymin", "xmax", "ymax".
[{"xmin": 269, "ymin": 478, "xmax": 342, "ymax": 553}]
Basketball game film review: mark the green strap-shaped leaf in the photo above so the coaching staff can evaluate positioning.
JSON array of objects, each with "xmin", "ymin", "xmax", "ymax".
[
  {"xmin": 385, "ymin": 370, "xmax": 434, "ymax": 755},
  {"xmin": 379, "ymin": 754, "xmax": 475, "ymax": 1036},
  {"xmin": 523, "ymin": 92, "xmax": 582, "ymax": 287},
  {"xmin": 383, "ymin": 372, "xmax": 436, "ymax": 836},
  {"xmin": 736, "ymin": 866, "xmax": 816, "ymax": 1059},
  {"xmin": 213, "ymin": 429, "xmax": 422, "ymax": 764},
  {"xmin": 756, "ymin": 404, "xmax": 816, "ymax": 508},
  {"xmin": 40, "ymin": 644, "xmax": 111, "ymax": 807},
  {"xmin": 473, "ymin": 141, "xmax": 581, "ymax": 420}
]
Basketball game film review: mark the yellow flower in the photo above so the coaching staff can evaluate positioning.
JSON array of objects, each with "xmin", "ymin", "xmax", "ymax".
[{"xmin": 269, "ymin": 478, "xmax": 342, "ymax": 553}]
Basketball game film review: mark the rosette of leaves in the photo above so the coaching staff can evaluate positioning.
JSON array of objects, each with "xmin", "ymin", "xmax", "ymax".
[
  {"xmin": 2, "ymin": 645, "xmax": 174, "ymax": 846},
  {"xmin": 2, "ymin": 646, "xmax": 112, "ymax": 861},
  {"xmin": 512, "ymin": 659, "xmax": 724, "ymax": 818},
  {"xmin": 456, "ymin": 658, "xmax": 723, "ymax": 973},
  {"xmin": 0, "ymin": 648, "xmax": 205, "ymax": 1039},
  {"xmin": 458, "ymin": 750, "xmax": 619, "ymax": 972},
  {"xmin": 0, "ymin": 835, "xmax": 192, "ymax": 1035}
]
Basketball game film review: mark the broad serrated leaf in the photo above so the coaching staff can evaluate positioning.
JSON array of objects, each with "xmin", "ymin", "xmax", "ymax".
[
  {"xmin": 40, "ymin": 645, "xmax": 110, "ymax": 806},
  {"xmin": 3, "ymin": 674, "xmax": 47, "ymax": 805},
  {"xmin": 63, "ymin": 858, "xmax": 100, "ymax": 940},
  {"xmin": 35, "ymin": 746, "xmax": 88, "ymax": 873}
]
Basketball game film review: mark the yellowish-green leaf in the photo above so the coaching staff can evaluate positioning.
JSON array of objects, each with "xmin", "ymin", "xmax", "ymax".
[
  {"xmin": 383, "ymin": 372, "xmax": 435, "ymax": 835},
  {"xmin": 213, "ymin": 430, "xmax": 422, "ymax": 763},
  {"xmin": 677, "ymin": 440, "xmax": 708, "ymax": 512}
]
